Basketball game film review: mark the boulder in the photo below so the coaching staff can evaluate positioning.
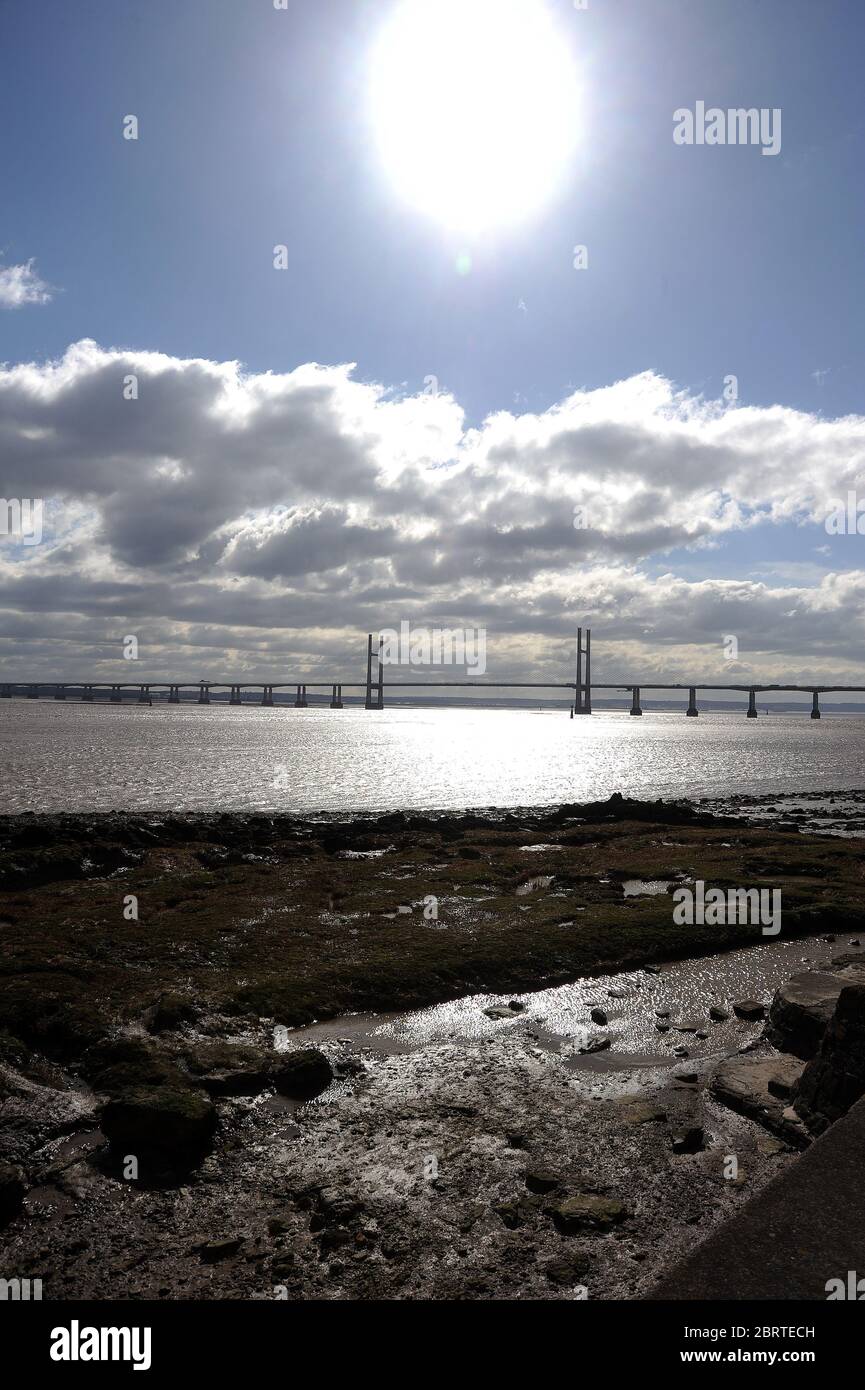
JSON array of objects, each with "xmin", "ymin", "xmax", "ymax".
[
  {"xmin": 765, "ymin": 970, "xmax": 864, "ymax": 1059},
  {"xmin": 101, "ymin": 1086, "xmax": 217, "ymax": 1163},
  {"xmin": 525, "ymin": 1168, "xmax": 561, "ymax": 1194},
  {"xmin": 709, "ymin": 1005, "xmax": 730, "ymax": 1023},
  {"xmin": 579, "ymin": 1033, "xmax": 611, "ymax": 1054},
  {"xmin": 272, "ymin": 1047, "xmax": 333, "ymax": 1099},
  {"xmin": 590, "ymin": 1007, "xmax": 608, "ymax": 1026},
  {"xmin": 794, "ymin": 985, "xmax": 865, "ymax": 1135}
]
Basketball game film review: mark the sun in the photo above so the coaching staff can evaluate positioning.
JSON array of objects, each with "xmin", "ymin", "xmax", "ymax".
[{"xmin": 369, "ymin": 0, "xmax": 582, "ymax": 236}]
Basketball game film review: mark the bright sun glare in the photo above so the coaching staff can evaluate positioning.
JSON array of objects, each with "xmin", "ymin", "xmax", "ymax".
[{"xmin": 370, "ymin": 0, "xmax": 581, "ymax": 236}]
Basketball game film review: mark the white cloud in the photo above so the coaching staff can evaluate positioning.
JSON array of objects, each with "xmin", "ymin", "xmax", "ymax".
[
  {"xmin": 0, "ymin": 258, "xmax": 53, "ymax": 308},
  {"xmin": 2, "ymin": 340, "xmax": 865, "ymax": 682}
]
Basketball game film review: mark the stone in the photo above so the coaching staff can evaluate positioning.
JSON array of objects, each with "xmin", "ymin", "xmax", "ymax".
[
  {"xmin": 671, "ymin": 1126, "xmax": 704, "ymax": 1153},
  {"xmin": 655, "ymin": 1009, "xmax": 671, "ymax": 1018},
  {"xmin": 795, "ymin": 985, "xmax": 865, "ymax": 1135},
  {"xmin": 695, "ymin": 1030, "xmax": 709, "ymax": 1040},
  {"xmin": 620, "ymin": 1101, "xmax": 667, "ymax": 1125},
  {"xmin": 732, "ymin": 1000, "xmax": 766, "ymax": 1021},
  {"xmin": 543, "ymin": 1255, "xmax": 590, "ymax": 1284},
  {"xmin": 672, "ymin": 1021, "xmax": 701, "ymax": 1033},
  {"xmin": 656, "ymin": 1021, "xmax": 670, "ymax": 1033},
  {"xmin": 525, "ymin": 1168, "xmax": 561, "ymax": 1194},
  {"xmin": 579, "ymin": 1033, "xmax": 611, "ymax": 1054},
  {"xmin": 149, "ymin": 992, "xmax": 197, "ymax": 1033},
  {"xmin": 0, "ymin": 1162, "xmax": 27, "ymax": 1225},
  {"xmin": 711, "ymin": 1055, "xmax": 808, "ymax": 1146},
  {"xmin": 272, "ymin": 1048, "xmax": 333, "ymax": 1098},
  {"xmin": 484, "ymin": 1006, "xmax": 520, "ymax": 1020},
  {"xmin": 644, "ymin": 965, "xmax": 662, "ymax": 975},
  {"xmin": 709, "ymin": 1006, "xmax": 730, "ymax": 1022},
  {"xmin": 590, "ymin": 1007, "xmax": 608, "ymax": 1026},
  {"xmin": 673, "ymin": 1045, "xmax": 689, "ymax": 1057},
  {"xmin": 101, "ymin": 1086, "xmax": 217, "ymax": 1162},
  {"xmin": 198, "ymin": 1237, "xmax": 244, "ymax": 1263},
  {"xmin": 547, "ymin": 1193, "xmax": 628, "ymax": 1233}
]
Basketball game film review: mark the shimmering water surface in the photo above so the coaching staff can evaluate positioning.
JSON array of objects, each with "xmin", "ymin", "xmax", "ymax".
[{"xmin": 3, "ymin": 701, "xmax": 865, "ymax": 814}]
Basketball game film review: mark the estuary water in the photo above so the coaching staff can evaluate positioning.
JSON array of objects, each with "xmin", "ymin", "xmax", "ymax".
[{"xmin": 3, "ymin": 699, "xmax": 865, "ymax": 815}]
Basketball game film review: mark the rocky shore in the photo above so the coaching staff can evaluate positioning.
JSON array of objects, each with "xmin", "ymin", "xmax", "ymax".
[{"xmin": 2, "ymin": 793, "xmax": 865, "ymax": 1299}]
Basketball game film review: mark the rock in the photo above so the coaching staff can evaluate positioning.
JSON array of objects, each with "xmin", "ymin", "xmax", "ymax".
[
  {"xmin": 579, "ymin": 1033, "xmax": 611, "ymax": 1054},
  {"xmin": 672, "ymin": 1021, "xmax": 701, "ymax": 1033},
  {"xmin": 732, "ymin": 999, "xmax": 766, "ymax": 1021},
  {"xmin": 607, "ymin": 989, "xmax": 629, "ymax": 1000},
  {"xmin": 525, "ymin": 1168, "xmax": 561, "ymax": 1194},
  {"xmin": 590, "ymin": 1007, "xmax": 608, "ymax": 1026},
  {"xmin": 272, "ymin": 1048, "xmax": 333, "ymax": 1098},
  {"xmin": 655, "ymin": 1009, "xmax": 671, "ymax": 1018},
  {"xmin": 198, "ymin": 1237, "xmax": 244, "ymax": 1263},
  {"xmin": 643, "ymin": 965, "xmax": 662, "ymax": 975},
  {"xmin": 709, "ymin": 1006, "xmax": 730, "ymax": 1022},
  {"xmin": 823, "ymin": 935, "xmax": 836, "ymax": 943},
  {"xmin": 711, "ymin": 1055, "xmax": 808, "ymax": 1146},
  {"xmin": 850, "ymin": 939, "xmax": 861, "ymax": 947},
  {"xmin": 149, "ymin": 992, "xmax": 197, "ymax": 1034},
  {"xmin": 675, "ymin": 1071, "xmax": 699, "ymax": 1084},
  {"xmin": 543, "ymin": 1255, "xmax": 590, "ymax": 1285},
  {"xmin": 484, "ymin": 1006, "xmax": 520, "ymax": 1020},
  {"xmin": 673, "ymin": 1045, "xmax": 689, "ymax": 1057},
  {"xmin": 547, "ymin": 1193, "xmax": 627, "ymax": 1233},
  {"xmin": 0, "ymin": 1162, "xmax": 27, "ymax": 1225},
  {"xmin": 795, "ymin": 985, "xmax": 865, "ymax": 1135},
  {"xmin": 765, "ymin": 969, "xmax": 865, "ymax": 1059},
  {"xmin": 82, "ymin": 1036, "xmax": 179, "ymax": 1095},
  {"xmin": 757, "ymin": 1133, "xmax": 787, "ymax": 1156},
  {"xmin": 507, "ymin": 1000, "xmax": 526, "ymax": 1013},
  {"xmin": 695, "ymin": 1030, "xmax": 709, "ymax": 1040},
  {"xmin": 620, "ymin": 1101, "xmax": 667, "ymax": 1125},
  {"xmin": 671, "ymin": 1126, "xmax": 704, "ymax": 1153},
  {"xmin": 101, "ymin": 1086, "xmax": 217, "ymax": 1163},
  {"xmin": 185, "ymin": 1042, "xmax": 272, "ymax": 1096},
  {"xmin": 655, "ymin": 1022, "xmax": 670, "ymax": 1033}
]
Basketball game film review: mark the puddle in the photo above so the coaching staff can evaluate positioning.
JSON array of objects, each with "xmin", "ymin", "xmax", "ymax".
[
  {"xmin": 622, "ymin": 879, "xmax": 673, "ymax": 897},
  {"xmin": 515, "ymin": 875, "xmax": 555, "ymax": 896},
  {"xmin": 283, "ymin": 934, "xmax": 864, "ymax": 1074}
]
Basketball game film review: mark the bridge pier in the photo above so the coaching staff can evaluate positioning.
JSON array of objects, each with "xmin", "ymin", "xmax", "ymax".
[
  {"xmin": 229, "ymin": 685, "xmax": 242, "ymax": 705},
  {"xmin": 0, "ymin": 684, "xmax": 11, "ymax": 698},
  {"xmin": 82, "ymin": 685, "xmax": 94, "ymax": 702},
  {"xmin": 686, "ymin": 686, "xmax": 698, "ymax": 717},
  {"xmin": 811, "ymin": 691, "xmax": 821, "ymax": 720},
  {"xmin": 198, "ymin": 685, "xmax": 210, "ymax": 705},
  {"xmin": 137, "ymin": 685, "xmax": 150, "ymax": 704},
  {"xmin": 168, "ymin": 685, "xmax": 180, "ymax": 704},
  {"xmin": 747, "ymin": 689, "xmax": 758, "ymax": 718},
  {"xmin": 54, "ymin": 684, "xmax": 66, "ymax": 700},
  {"xmin": 27, "ymin": 684, "xmax": 39, "ymax": 699},
  {"xmin": 261, "ymin": 685, "xmax": 274, "ymax": 707},
  {"xmin": 330, "ymin": 683, "xmax": 343, "ymax": 709},
  {"xmin": 110, "ymin": 686, "xmax": 122, "ymax": 703},
  {"xmin": 630, "ymin": 686, "xmax": 642, "ymax": 716},
  {"xmin": 295, "ymin": 684, "xmax": 308, "ymax": 708}
]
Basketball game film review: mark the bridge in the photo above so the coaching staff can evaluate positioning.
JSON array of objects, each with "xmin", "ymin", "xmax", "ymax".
[{"xmin": 1, "ymin": 630, "xmax": 859, "ymax": 718}]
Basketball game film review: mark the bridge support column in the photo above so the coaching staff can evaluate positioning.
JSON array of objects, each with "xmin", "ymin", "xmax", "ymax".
[
  {"xmin": 376, "ymin": 640, "xmax": 384, "ymax": 709},
  {"xmin": 137, "ymin": 685, "xmax": 150, "ymax": 704},
  {"xmin": 630, "ymin": 686, "xmax": 642, "ymax": 716},
  {"xmin": 811, "ymin": 691, "xmax": 821, "ymax": 720},
  {"xmin": 54, "ymin": 684, "xmax": 66, "ymax": 700},
  {"xmin": 364, "ymin": 634, "xmax": 375, "ymax": 709},
  {"xmin": 330, "ymin": 683, "xmax": 343, "ymax": 709},
  {"xmin": 168, "ymin": 685, "xmax": 180, "ymax": 704},
  {"xmin": 295, "ymin": 684, "xmax": 308, "ymax": 707},
  {"xmin": 583, "ymin": 628, "xmax": 592, "ymax": 713},
  {"xmin": 110, "ymin": 686, "xmax": 122, "ymax": 703},
  {"xmin": 261, "ymin": 685, "xmax": 274, "ymax": 707},
  {"xmin": 747, "ymin": 689, "xmax": 758, "ymax": 718},
  {"xmin": 27, "ymin": 684, "xmax": 39, "ymax": 699},
  {"xmin": 198, "ymin": 685, "xmax": 210, "ymax": 705},
  {"xmin": 686, "ymin": 686, "xmax": 698, "ymax": 717},
  {"xmin": 82, "ymin": 685, "xmax": 94, "ymax": 702},
  {"xmin": 229, "ymin": 685, "xmax": 242, "ymax": 705},
  {"xmin": 0, "ymin": 684, "xmax": 11, "ymax": 698}
]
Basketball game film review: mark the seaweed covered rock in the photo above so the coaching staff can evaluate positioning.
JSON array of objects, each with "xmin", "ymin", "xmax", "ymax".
[
  {"xmin": 101, "ymin": 1086, "xmax": 217, "ymax": 1167},
  {"xmin": 272, "ymin": 1047, "xmax": 333, "ymax": 1099}
]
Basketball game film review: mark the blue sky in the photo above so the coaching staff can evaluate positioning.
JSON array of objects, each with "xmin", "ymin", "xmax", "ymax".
[{"xmin": 1, "ymin": 0, "xmax": 865, "ymax": 689}]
